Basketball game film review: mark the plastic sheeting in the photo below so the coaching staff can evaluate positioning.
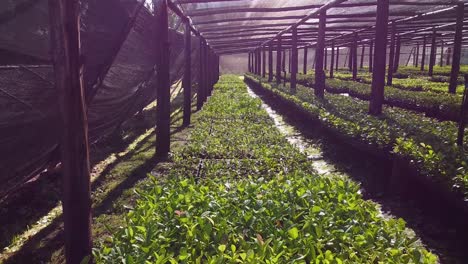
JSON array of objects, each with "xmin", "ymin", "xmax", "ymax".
[{"xmin": 0, "ymin": 0, "xmax": 201, "ymax": 198}]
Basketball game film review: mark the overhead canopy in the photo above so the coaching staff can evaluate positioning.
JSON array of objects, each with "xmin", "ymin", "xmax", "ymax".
[{"xmin": 175, "ymin": 0, "xmax": 468, "ymax": 55}]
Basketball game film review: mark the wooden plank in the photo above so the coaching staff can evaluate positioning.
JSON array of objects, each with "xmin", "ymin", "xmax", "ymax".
[
  {"xmin": 48, "ymin": 0, "xmax": 92, "ymax": 262},
  {"xmin": 369, "ymin": 0, "xmax": 389, "ymax": 115}
]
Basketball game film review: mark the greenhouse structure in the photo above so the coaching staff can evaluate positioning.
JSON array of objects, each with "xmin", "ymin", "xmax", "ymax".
[{"xmin": 1, "ymin": 0, "xmax": 468, "ymax": 263}]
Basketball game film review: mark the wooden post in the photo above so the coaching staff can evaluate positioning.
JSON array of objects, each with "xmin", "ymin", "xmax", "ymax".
[
  {"xmin": 155, "ymin": 0, "xmax": 171, "ymax": 158},
  {"xmin": 457, "ymin": 75, "xmax": 468, "ymax": 146},
  {"xmin": 446, "ymin": 46, "xmax": 452, "ymax": 66},
  {"xmin": 268, "ymin": 43, "xmax": 273, "ymax": 81},
  {"xmin": 303, "ymin": 47, "xmax": 308, "ymax": 74},
  {"xmin": 428, "ymin": 29, "xmax": 437, "ymax": 76},
  {"xmin": 406, "ymin": 47, "xmax": 414, "ymax": 66},
  {"xmin": 282, "ymin": 47, "xmax": 286, "ymax": 73},
  {"xmin": 183, "ymin": 21, "xmax": 191, "ymax": 126},
  {"xmin": 336, "ymin": 46, "xmax": 340, "ymax": 71},
  {"xmin": 352, "ymin": 33, "xmax": 358, "ymax": 81},
  {"xmin": 415, "ymin": 43, "xmax": 419, "ymax": 67},
  {"xmin": 421, "ymin": 35, "xmax": 426, "ymax": 71},
  {"xmin": 248, "ymin": 52, "xmax": 251, "ymax": 72},
  {"xmin": 257, "ymin": 49, "xmax": 261, "ymax": 75},
  {"xmin": 330, "ymin": 41, "xmax": 335, "ymax": 78},
  {"xmin": 48, "ymin": 0, "xmax": 92, "ymax": 262},
  {"xmin": 369, "ymin": 40, "xmax": 374, "ymax": 72},
  {"xmin": 369, "ymin": 0, "xmax": 389, "ymax": 115},
  {"xmin": 348, "ymin": 46, "xmax": 352, "ymax": 71},
  {"xmin": 315, "ymin": 9, "xmax": 326, "ymax": 98},
  {"xmin": 393, "ymin": 36, "xmax": 401, "ymax": 73},
  {"xmin": 276, "ymin": 36, "xmax": 282, "ymax": 84},
  {"xmin": 197, "ymin": 39, "xmax": 204, "ymax": 110},
  {"xmin": 324, "ymin": 47, "xmax": 328, "ymax": 70},
  {"xmin": 387, "ymin": 22, "xmax": 396, "ymax": 86},
  {"xmin": 440, "ymin": 41, "xmax": 444, "ymax": 67},
  {"xmin": 449, "ymin": 3, "xmax": 464, "ymax": 94},
  {"xmin": 360, "ymin": 44, "xmax": 365, "ymax": 69},
  {"xmin": 262, "ymin": 47, "xmax": 266, "ymax": 78},
  {"xmin": 291, "ymin": 26, "xmax": 298, "ymax": 93}
]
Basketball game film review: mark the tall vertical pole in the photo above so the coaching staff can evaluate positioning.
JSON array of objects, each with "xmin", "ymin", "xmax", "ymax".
[
  {"xmin": 155, "ymin": 0, "xmax": 171, "ymax": 158},
  {"xmin": 352, "ymin": 33, "xmax": 358, "ymax": 81},
  {"xmin": 393, "ymin": 36, "xmax": 401, "ymax": 73},
  {"xmin": 248, "ymin": 52, "xmax": 251, "ymax": 73},
  {"xmin": 276, "ymin": 36, "xmax": 282, "ymax": 84},
  {"xmin": 360, "ymin": 44, "xmax": 365, "ymax": 69},
  {"xmin": 262, "ymin": 47, "xmax": 266, "ymax": 78},
  {"xmin": 315, "ymin": 9, "xmax": 326, "ymax": 98},
  {"xmin": 387, "ymin": 22, "xmax": 396, "ymax": 86},
  {"xmin": 303, "ymin": 47, "xmax": 308, "ymax": 74},
  {"xmin": 449, "ymin": 2, "xmax": 464, "ymax": 94},
  {"xmin": 197, "ymin": 39, "xmax": 204, "ymax": 110},
  {"xmin": 446, "ymin": 46, "xmax": 452, "ymax": 66},
  {"xmin": 49, "ymin": 0, "xmax": 91, "ymax": 262},
  {"xmin": 369, "ymin": 0, "xmax": 389, "ymax": 115},
  {"xmin": 440, "ymin": 41, "xmax": 444, "ymax": 67},
  {"xmin": 369, "ymin": 40, "xmax": 374, "ymax": 72},
  {"xmin": 336, "ymin": 46, "xmax": 340, "ymax": 71},
  {"xmin": 183, "ymin": 21, "xmax": 191, "ymax": 126},
  {"xmin": 268, "ymin": 43, "xmax": 273, "ymax": 81},
  {"xmin": 288, "ymin": 49, "xmax": 292, "ymax": 73},
  {"xmin": 348, "ymin": 46, "xmax": 353, "ymax": 71},
  {"xmin": 415, "ymin": 42, "xmax": 419, "ymax": 67},
  {"xmin": 330, "ymin": 41, "xmax": 335, "ymax": 78},
  {"xmin": 291, "ymin": 26, "xmax": 298, "ymax": 93},
  {"xmin": 324, "ymin": 47, "xmax": 328, "ymax": 70},
  {"xmin": 282, "ymin": 48, "xmax": 286, "ymax": 73},
  {"xmin": 421, "ymin": 35, "xmax": 427, "ymax": 71},
  {"xmin": 428, "ymin": 29, "xmax": 437, "ymax": 76}
]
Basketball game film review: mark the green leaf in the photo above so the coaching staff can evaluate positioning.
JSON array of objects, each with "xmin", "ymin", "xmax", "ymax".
[{"xmin": 288, "ymin": 227, "xmax": 299, "ymax": 239}]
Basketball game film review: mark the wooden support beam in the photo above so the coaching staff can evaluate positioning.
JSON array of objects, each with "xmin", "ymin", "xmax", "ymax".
[
  {"xmin": 193, "ymin": 15, "xmax": 305, "ymax": 26},
  {"xmin": 348, "ymin": 46, "xmax": 353, "ymax": 71},
  {"xmin": 449, "ymin": 3, "xmax": 464, "ymax": 94},
  {"xmin": 291, "ymin": 26, "xmax": 298, "ymax": 93},
  {"xmin": 330, "ymin": 41, "xmax": 335, "ymax": 78},
  {"xmin": 268, "ymin": 43, "xmax": 273, "ymax": 81},
  {"xmin": 276, "ymin": 36, "xmax": 282, "ymax": 84},
  {"xmin": 183, "ymin": 21, "xmax": 192, "ymax": 126},
  {"xmin": 458, "ymin": 75, "xmax": 468, "ymax": 146},
  {"xmin": 288, "ymin": 49, "xmax": 292, "ymax": 73},
  {"xmin": 421, "ymin": 35, "xmax": 427, "ymax": 71},
  {"xmin": 387, "ymin": 23, "xmax": 396, "ymax": 85},
  {"xmin": 315, "ymin": 10, "xmax": 326, "ymax": 98},
  {"xmin": 415, "ymin": 42, "xmax": 419, "ymax": 67},
  {"xmin": 440, "ymin": 41, "xmax": 444, "ymax": 67},
  {"xmin": 282, "ymin": 48, "xmax": 286, "ymax": 72},
  {"xmin": 360, "ymin": 44, "xmax": 365, "ymax": 69},
  {"xmin": 352, "ymin": 33, "xmax": 358, "ymax": 81},
  {"xmin": 303, "ymin": 47, "xmax": 308, "ymax": 74},
  {"xmin": 446, "ymin": 46, "xmax": 452, "ymax": 65},
  {"xmin": 48, "ymin": 0, "xmax": 92, "ymax": 262},
  {"xmin": 428, "ymin": 29, "xmax": 437, "ymax": 76},
  {"xmin": 248, "ymin": 52, "xmax": 251, "ymax": 72},
  {"xmin": 393, "ymin": 35, "xmax": 401, "ymax": 73},
  {"xmin": 155, "ymin": 0, "xmax": 171, "ymax": 158},
  {"xmin": 369, "ymin": 0, "xmax": 389, "ymax": 116},
  {"xmin": 324, "ymin": 47, "xmax": 328, "ymax": 70},
  {"xmin": 369, "ymin": 40, "xmax": 374, "ymax": 72},
  {"xmin": 257, "ymin": 49, "xmax": 262, "ymax": 75},
  {"xmin": 335, "ymin": 46, "xmax": 340, "ymax": 71},
  {"xmin": 262, "ymin": 48, "xmax": 266, "ymax": 78},
  {"xmin": 197, "ymin": 39, "xmax": 205, "ymax": 110}
]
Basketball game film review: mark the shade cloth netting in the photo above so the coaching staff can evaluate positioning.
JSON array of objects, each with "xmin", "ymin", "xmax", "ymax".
[
  {"xmin": 176, "ymin": 0, "xmax": 465, "ymax": 54},
  {"xmin": 0, "ymin": 0, "xmax": 201, "ymax": 199}
]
